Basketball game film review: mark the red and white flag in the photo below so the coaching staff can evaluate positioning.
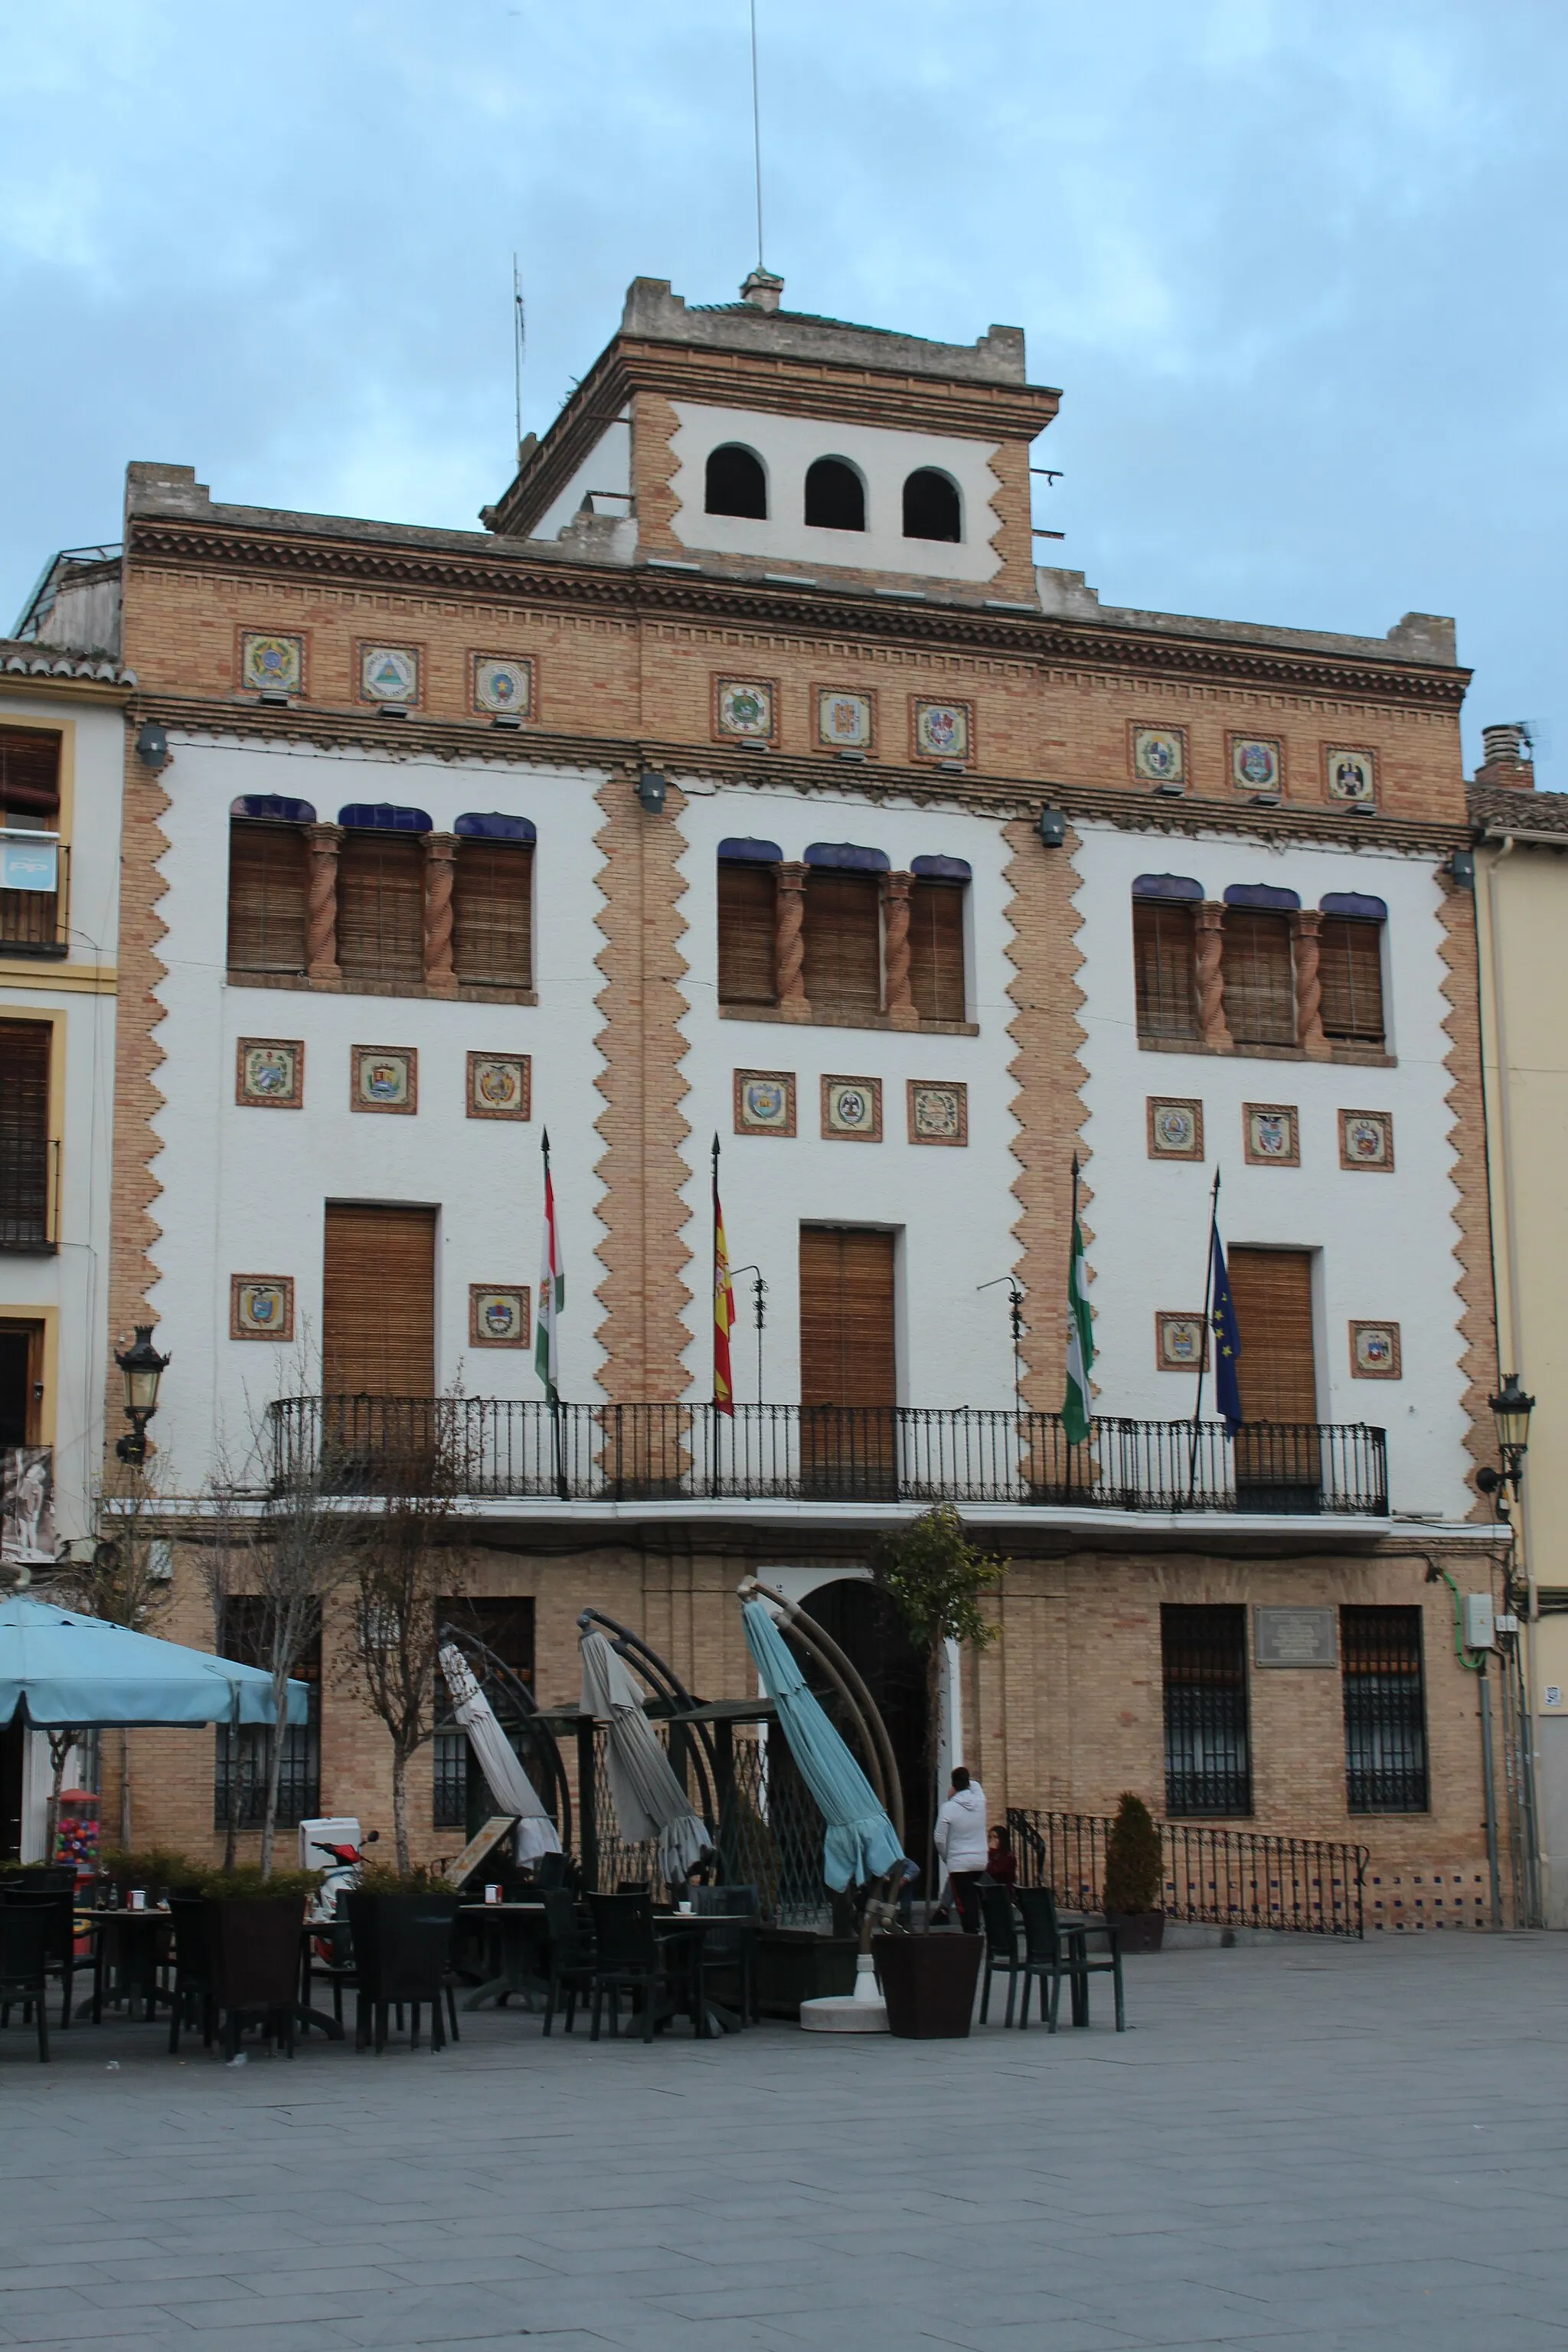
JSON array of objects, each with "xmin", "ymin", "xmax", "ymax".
[{"xmin": 536, "ymin": 1130, "xmax": 565, "ymax": 1398}]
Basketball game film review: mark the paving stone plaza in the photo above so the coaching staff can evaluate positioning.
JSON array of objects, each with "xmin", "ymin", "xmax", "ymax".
[{"xmin": 1, "ymin": 1932, "xmax": 1564, "ymax": 2352}]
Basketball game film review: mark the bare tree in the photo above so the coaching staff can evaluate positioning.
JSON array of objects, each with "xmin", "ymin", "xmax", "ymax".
[
  {"xmin": 340, "ymin": 1403, "xmax": 466, "ymax": 1873},
  {"xmin": 53, "ymin": 1470, "xmax": 175, "ymax": 1849},
  {"xmin": 191, "ymin": 1464, "xmax": 250, "ymax": 1870},
  {"xmin": 250, "ymin": 1465, "xmax": 361, "ymax": 1876}
]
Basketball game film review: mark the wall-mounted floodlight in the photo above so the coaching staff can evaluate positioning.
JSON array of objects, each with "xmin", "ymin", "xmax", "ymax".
[
  {"xmin": 135, "ymin": 721, "xmax": 169, "ymax": 769},
  {"xmin": 1037, "ymin": 807, "xmax": 1067, "ymax": 849},
  {"xmin": 1448, "ymin": 847, "xmax": 1476, "ymax": 890},
  {"xmin": 637, "ymin": 769, "xmax": 667, "ymax": 815}
]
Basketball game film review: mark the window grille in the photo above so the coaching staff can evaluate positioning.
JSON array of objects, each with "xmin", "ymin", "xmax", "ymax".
[
  {"xmin": 212, "ymin": 1602, "xmax": 321, "ymax": 1831},
  {"xmin": 1162, "ymin": 1605, "xmax": 1252, "ymax": 1816},
  {"xmin": 1341, "ymin": 1606, "xmax": 1428, "ymax": 1812}
]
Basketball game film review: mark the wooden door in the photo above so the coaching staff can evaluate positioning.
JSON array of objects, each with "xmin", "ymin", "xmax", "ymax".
[
  {"xmin": 799, "ymin": 1227, "xmax": 896, "ymax": 1495},
  {"xmin": 1226, "ymin": 1247, "xmax": 1320, "ymax": 1504},
  {"xmin": 322, "ymin": 1205, "xmax": 437, "ymax": 1481}
]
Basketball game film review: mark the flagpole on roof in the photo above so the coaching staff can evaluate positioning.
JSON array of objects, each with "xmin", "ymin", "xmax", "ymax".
[{"xmin": 1187, "ymin": 1165, "xmax": 1221, "ymax": 1504}]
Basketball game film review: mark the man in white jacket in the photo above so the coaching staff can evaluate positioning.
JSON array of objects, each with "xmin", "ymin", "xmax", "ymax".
[{"xmin": 933, "ymin": 1765, "xmax": 988, "ymax": 1935}]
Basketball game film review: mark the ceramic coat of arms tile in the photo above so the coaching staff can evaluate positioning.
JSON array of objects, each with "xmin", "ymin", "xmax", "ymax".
[
  {"xmin": 1244, "ymin": 1103, "xmax": 1299, "ymax": 1168},
  {"xmin": 359, "ymin": 644, "xmax": 420, "ymax": 705},
  {"xmin": 1339, "ymin": 1109, "xmax": 1393, "ymax": 1170},
  {"xmin": 911, "ymin": 699, "xmax": 972, "ymax": 762},
  {"xmin": 816, "ymin": 688, "xmax": 875, "ymax": 751},
  {"xmin": 236, "ymin": 1038, "xmax": 303, "ymax": 1109},
  {"xmin": 1349, "ymin": 1321, "xmax": 1401, "ymax": 1378},
  {"xmin": 1131, "ymin": 724, "xmax": 1186, "ymax": 786},
  {"xmin": 1146, "ymin": 1098, "xmax": 1203, "ymax": 1161},
  {"xmin": 1230, "ymin": 736, "xmax": 1282, "ymax": 792},
  {"xmin": 714, "ymin": 678, "xmax": 776, "ymax": 741},
  {"xmin": 238, "ymin": 632, "xmax": 304, "ymax": 697},
  {"xmin": 733, "ymin": 1070, "xmax": 795, "ymax": 1136},
  {"xmin": 469, "ymin": 1285, "xmax": 531, "ymax": 1348},
  {"xmin": 351, "ymin": 1046, "xmax": 417, "ymax": 1113},
  {"xmin": 1156, "ymin": 1312, "xmax": 1207, "ymax": 1371},
  {"xmin": 466, "ymin": 1052, "xmax": 531, "ymax": 1120},
  {"xmin": 473, "ymin": 655, "xmax": 534, "ymax": 717},
  {"xmin": 822, "ymin": 1075, "xmax": 882, "ymax": 1141},
  {"xmin": 1325, "ymin": 746, "xmax": 1376, "ymax": 802},
  {"xmin": 230, "ymin": 1276, "xmax": 294, "ymax": 1342},
  {"xmin": 908, "ymin": 1081, "xmax": 967, "ymax": 1146}
]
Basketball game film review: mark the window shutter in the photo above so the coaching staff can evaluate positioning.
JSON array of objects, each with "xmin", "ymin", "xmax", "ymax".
[
  {"xmin": 1318, "ymin": 917, "xmax": 1384, "ymax": 1045},
  {"xmin": 1224, "ymin": 1248, "xmax": 1317, "ymax": 1422},
  {"xmin": 336, "ymin": 834, "xmax": 424, "ymax": 988},
  {"xmin": 0, "ymin": 1021, "xmax": 51, "ymax": 1249},
  {"xmin": 1222, "ymin": 911, "xmax": 1295, "ymax": 1047},
  {"xmin": 0, "ymin": 727, "xmax": 61, "ymax": 823},
  {"xmin": 322, "ymin": 1204, "xmax": 436, "ymax": 1394},
  {"xmin": 909, "ymin": 880, "xmax": 965, "ymax": 1021},
  {"xmin": 227, "ymin": 821, "xmax": 309, "ymax": 975},
  {"xmin": 799, "ymin": 1227, "xmax": 896, "ymax": 1408},
  {"xmin": 1132, "ymin": 900, "xmax": 1197, "ymax": 1040},
  {"xmin": 717, "ymin": 862, "xmax": 778, "ymax": 1005},
  {"xmin": 452, "ymin": 839, "xmax": 533, "ymax": 988},
  {"xmin": 802, "ymin": 871, "xmax": 881, "ymax": 1021}
]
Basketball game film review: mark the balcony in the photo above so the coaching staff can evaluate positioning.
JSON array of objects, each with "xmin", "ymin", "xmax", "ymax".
[
  {"xmin": 269, "ymin": 1399, "xmax": 1390, "ymax": 1517},
  {"xmin": 0, "ymin": 835, "xmax": 69, "ymax": 959}
]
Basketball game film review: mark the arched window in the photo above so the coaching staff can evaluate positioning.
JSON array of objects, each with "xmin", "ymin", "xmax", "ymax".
[
  {"xmin": 805, "ymin": 458, "xmax": 865, "ymax": 532},
  {"xmin": 227, "ymin": 805, "xmax": 310, "ymax": 978},
  {"xmin": 903, "ymin": 469, "xmax": 961, "ymax": 543},
  {"xmin": 705, "ymin": 445, "xmax": 767, "ymax": 519},
  {"xmin": 453, "ymin": 814, "xmax": 536, "ymax": 991}
]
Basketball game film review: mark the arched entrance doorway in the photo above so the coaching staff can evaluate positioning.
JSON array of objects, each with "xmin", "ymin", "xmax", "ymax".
[{"xmin": 802, "ymin": 1578, "xmax": 933, "ymax": 1888}]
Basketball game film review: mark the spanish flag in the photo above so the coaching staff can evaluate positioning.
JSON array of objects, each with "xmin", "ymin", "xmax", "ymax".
[{"xmin": 713, "ymin": 1135, "xmax": 736, "ymax": 1416}]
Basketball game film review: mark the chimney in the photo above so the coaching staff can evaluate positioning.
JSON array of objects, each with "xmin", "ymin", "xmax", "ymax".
[
  {"xmin": 739, "ymin": 268, "xmax": 784, "ymax": 313},
  {"xmin": 1475, "ymin": 722, "xmax": 1536, "ymax": 792}
]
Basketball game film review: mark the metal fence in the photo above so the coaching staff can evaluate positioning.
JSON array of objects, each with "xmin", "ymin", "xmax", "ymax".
[
  {"xmin": 270, "ymin": 1396, "xmax": 1389, "ymax": 1517},
  {"xmin": 1008, "ymin": 1807, "xmax": 1368, "ymax": 1938}
]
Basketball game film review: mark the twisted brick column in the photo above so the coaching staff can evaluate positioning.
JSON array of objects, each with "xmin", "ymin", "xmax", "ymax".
[
  {"xmin": 305, "ymin": 823, "xmax": 341, "ymax": 988},
  {"xmin": 776, "ymin": 861, "xmax": 810, "ymax": 1021},
  {"xmin": 423, "ymin": 833, "xmax": 459, "ymax": 998},
  {"xmin": 1195, "ymin": 901, "xmax": 1231, "ymax": 1049},
  {"xmin": 1292, "ymin": 908, "xmax": 1328, "ymax": 1058},
  {"xmin": 884, "ymin": 871, "xmax": 919, "ymax": 1030}
]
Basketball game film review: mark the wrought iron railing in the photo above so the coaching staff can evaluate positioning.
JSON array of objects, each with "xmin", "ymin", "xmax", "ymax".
[
  {"xmin": 1007, "ymin": 1806, "xmax": 1369, "ymax": 1938},
  {"xmin": 269, "ymin": 1397, "xmax": 1389, "ymax": 1516},
  {"xmin": 0, "ymin": 840, "xmax": 68, "ymax": 957}
]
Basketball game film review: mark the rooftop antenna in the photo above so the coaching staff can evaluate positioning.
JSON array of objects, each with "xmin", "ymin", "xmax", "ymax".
[
  {"xmin": 511, "ymin": 255, "xmax": 526, "ymax": 462},
  {"xmin": 750, "ymin": 0, "xmax": 765, "ymax": 272}
]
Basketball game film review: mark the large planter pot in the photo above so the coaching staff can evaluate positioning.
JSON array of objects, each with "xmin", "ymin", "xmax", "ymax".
[
  {"xmin": 204, "ymin": 1896, "xmax": 304, "ymax": 2011},
  {"xmin": 1105, "ymin": 1909, "xmax": 1165, "ymax": 1955},
  {"xmin": 756, "ymin": 1929, "xmax": 858, "ymax": 2019},
  {"xmin": 347, "ymin": 1893, "xmax": 459, "ymax": 2004},
  {"xmin": 872, "ymin": 1932, "xmax": 983, "ymax": 2039}
]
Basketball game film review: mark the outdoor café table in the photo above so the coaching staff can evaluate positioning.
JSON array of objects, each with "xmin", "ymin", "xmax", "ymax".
[
  {"xmin": 82, "ymin": 1906, "xmax": 172, "ymax": 2023},
  {"xmin": 653, "ymin": 1912, "xmax": 757, "ymax": 2037},
  {"xmin": 457, "ymin": 1901, "xmax": 548, "ymax": 2011}
]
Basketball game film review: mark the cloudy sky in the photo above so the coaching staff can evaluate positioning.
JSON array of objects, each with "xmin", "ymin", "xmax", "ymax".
[{"xmin": 2, "ymin": 1, "xmax": 1560, "ymax": 775}]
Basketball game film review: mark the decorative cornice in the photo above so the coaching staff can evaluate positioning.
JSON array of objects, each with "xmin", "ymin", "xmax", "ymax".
[
  {"xmin": 132, "ymin": 691, "xmax": 1469, "ymax": 854},
  {"xmin": 126, "ymin": 517, "xmax": 1469, "ymax": 713}
]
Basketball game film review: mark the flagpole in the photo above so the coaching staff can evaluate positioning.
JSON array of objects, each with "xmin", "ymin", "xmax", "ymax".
[
  {"xmin": 711, "ymin": 1134, "xmax": 721, "ymax": 1494},
  {"xmin": 1187, "ymin": 1166, "xmax": 1220, "ymax": 1504},
  {"xmin": 1067, "ymin": 1153, "xmax": 1080, "ymax": 1494},
  {"xmin": 542, "ymin": 1127, "xmax": 567, "ymax": 1502}
]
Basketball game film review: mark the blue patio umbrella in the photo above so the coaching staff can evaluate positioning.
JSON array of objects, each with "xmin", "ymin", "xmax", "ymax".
[
  {"xmin": 0, "ymin": 1594, "xmax": 310, "ymax": 1729},
  {"xmin": 742, "ymin": 1600, "xmax": 905, "ymax": 1893}
]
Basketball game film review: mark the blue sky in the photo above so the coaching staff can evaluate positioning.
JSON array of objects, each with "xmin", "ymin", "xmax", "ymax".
[{"xmin": 3, "ymin": 1, "xmax": 1560, "ymax": 776}]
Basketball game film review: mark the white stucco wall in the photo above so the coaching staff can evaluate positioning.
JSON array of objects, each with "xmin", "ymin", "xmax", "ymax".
[
  {"xmin": 0, "ymin": 690, "xmax": 121, "ymax": 1544},
  {"xmin": 534, "ymin": 413, "xmax": 632, "ymax": 541},
  {"xmin": 671, "ymin": 779, "xmax": 1020, "ymax": 1410},
  {"xmin": 145, "ymin": 735, "xmax": 610, "ymax": 1478},
  {"xmin": 666, "ymin": 404, "xmax": 1002, "ymax": 583},
  {"xmin": 1073, "ymin": 823, "xmax": 1470, "ymax": 1518}
]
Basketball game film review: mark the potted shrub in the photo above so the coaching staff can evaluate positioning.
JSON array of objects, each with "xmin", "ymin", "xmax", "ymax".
[
  {"xmin": 1100, "ymin": 1792, "xmax": 1166, "ymax": 1953},
  {"xmin": 200, "ymin": 1864, "xmax": 320, "ymax": 2053},
  {"xmin": 346, "ymin": 1862, "xmax": 460, "ymax": 2051},
  {"xmin": 870, "ymin": 1506, "xmax": 1005, "ymax": 2038}
]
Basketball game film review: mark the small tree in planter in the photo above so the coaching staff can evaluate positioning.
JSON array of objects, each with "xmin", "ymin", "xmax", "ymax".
[
  {"xmin": 196, "ymin": 1864, "xmax": 322, "ymax": 2054},
  {"xmin": 345, "ymin": 1862, "xmax": 460, "ymax": 2053},
  {"xmin": 1101, "ymin": 1792, "xmax": 1166, "ymax": 1953}
]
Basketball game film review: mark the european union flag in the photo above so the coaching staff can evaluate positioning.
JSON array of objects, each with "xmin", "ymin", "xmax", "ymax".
[{"xmin": 1210, "ymin": 1227, "xmax": 1243, "ymax": 1436}]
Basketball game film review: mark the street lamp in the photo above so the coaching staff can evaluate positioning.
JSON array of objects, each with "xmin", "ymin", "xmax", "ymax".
[
  {"xmin": 114, "ymin": 1325, "xmax": 170, "ymax": 1466},
  {"xmin": 1489, "ymin": 1374, "xmax": 1535, "ymax": 1488}
]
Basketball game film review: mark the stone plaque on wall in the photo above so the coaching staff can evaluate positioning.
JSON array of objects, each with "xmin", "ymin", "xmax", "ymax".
[{"xmin": 1254, "ymin": 1606, "xmax": 1337, "ymax": 1668}]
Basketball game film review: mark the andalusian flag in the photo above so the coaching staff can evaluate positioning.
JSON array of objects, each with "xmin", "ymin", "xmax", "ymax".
[
  {"xmin": 712, "ymin": 1135, "xmax": 736, "ymax": 1416},
  {"xmin": 1062, "ymin": 1155, "xmax": 1094, "ymax": 1443},
  {"xmin": 536, "ymin": 1129, "xmax": 564, "ymax": 1400}
]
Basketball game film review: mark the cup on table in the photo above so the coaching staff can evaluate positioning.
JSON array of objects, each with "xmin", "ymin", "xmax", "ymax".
[
  {"xmin": 677, "ymin": 1900, "xmax": 693, "ymax": 1916},
  {"xmin": 485, "ymin": 1883, "xmax": 504, "ymax": 1906},
  {"xmin": 128, "ymin": 1888, "xmax": 147, "ymax": 1912}
]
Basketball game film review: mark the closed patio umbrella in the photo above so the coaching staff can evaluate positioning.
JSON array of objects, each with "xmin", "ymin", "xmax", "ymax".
[
  {"xmin": 0, "ymin": 1593, "xmax": 309, "ymax": 1727},
  {"xmin": 742, "ymin": 1599, "xmax": 905, "ymax": 1893},
  {"xmin": 437, "ymin": 1643, "xmax": 562, "ymax": 1863},
  {"xmin": 577, "ymin": 1628, "xmax": 711, "ymax": 1883}
]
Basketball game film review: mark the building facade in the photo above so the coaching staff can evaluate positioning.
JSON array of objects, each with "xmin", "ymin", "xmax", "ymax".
[
  {"xmin": 0, "ymin": 551, "xmax": 131, "ymax": 1854},
  {"xmin": 77, "ymin": 275, "xmax": 1509, "ymax": 1922}
]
